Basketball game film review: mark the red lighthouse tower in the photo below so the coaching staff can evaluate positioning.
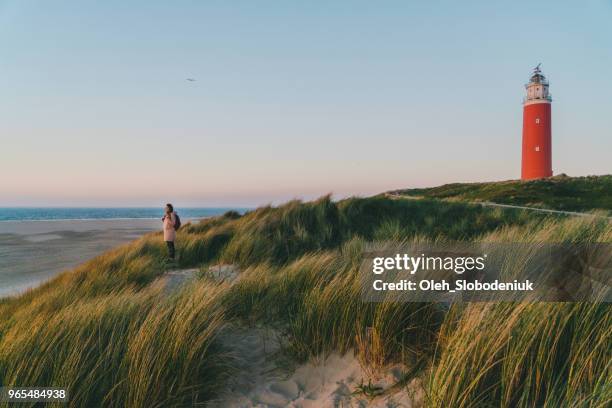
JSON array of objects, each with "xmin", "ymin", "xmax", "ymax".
[{"xmin": 521, "ymin": 64, "xmax": 552, "ymax": 180}]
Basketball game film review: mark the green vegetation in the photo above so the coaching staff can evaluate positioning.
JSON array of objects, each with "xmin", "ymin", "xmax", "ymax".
[
  {"xmin": 391, "ymin": 174, "xmax": 612, "ymax": 214},
  {"xmin": 0, "ymin": 196, "xmax": 610, "ymax": 407}
]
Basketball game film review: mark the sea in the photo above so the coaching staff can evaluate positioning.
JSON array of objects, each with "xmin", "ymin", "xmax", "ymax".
[
  {"xmin": 0, "ymin": 207, "xmax": 247, "ymax": 222},
  {"xmin": 0, "ymin": 207, "xmax": 248, "ymax": 297}
]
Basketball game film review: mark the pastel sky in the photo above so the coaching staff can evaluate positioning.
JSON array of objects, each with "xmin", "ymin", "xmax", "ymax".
[{"xmin": 1, "ymin": 1, "xmax": 611, "ymax": 207}]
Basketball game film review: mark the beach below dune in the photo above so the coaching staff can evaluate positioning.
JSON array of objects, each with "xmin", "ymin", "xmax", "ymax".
[{"xmin": 0, "ymin": 219, "xmax": 179, "ymax": 298}]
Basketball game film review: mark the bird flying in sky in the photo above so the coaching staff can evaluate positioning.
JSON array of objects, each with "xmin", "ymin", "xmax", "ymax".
[{"xmin": 186, "ymin": 78, "xmax": 196, "ymax": 82}]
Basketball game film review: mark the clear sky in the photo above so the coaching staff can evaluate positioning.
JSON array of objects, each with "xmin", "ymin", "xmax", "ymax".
[{"xmin": 1, "ymin": 1, "xmax": 610, "ymax": 207}]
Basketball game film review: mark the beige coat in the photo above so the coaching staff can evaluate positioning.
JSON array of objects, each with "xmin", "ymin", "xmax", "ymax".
[{"xmin": 163, "ymin": 212, "xmax": 176, "ymax": 242}]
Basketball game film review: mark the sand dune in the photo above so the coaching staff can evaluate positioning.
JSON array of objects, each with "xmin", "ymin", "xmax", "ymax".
[{"xmin": 163, "ymin": 266, "xmax": 423, "ymax": 408}]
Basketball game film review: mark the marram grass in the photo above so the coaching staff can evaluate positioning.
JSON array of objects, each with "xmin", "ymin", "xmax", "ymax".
[{"xmin": 0, "ymin": 196, "xmax": 609, "ymax": 407}]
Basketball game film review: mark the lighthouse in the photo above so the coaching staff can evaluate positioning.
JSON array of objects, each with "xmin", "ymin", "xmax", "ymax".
[{"xmin": 521, "ymin": 64, "xmax": 552, "ymax": 180}]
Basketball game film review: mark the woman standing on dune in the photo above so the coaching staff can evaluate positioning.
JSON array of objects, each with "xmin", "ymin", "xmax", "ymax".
[{"xmin": 162, "ymin": 203, "xmax": 177, "ymax": 260}]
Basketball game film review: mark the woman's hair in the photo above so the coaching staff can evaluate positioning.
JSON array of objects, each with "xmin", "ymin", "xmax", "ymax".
[{"xmin": 165, "ymin": 203, "xmax": 174, "ymax": 213}]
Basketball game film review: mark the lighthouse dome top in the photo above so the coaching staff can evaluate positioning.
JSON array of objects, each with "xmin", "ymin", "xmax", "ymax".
[
  {"xmin": 529, "ymin": 64, "xmax": 549, "ymax": 85},
  {"xmin": 524, "ymin": 64, "xmax": 552, "ymax": 104}
]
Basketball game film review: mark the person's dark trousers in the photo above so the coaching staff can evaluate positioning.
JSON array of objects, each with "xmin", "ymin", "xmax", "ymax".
[{"xmin": 166, "ymin": 241, "xmax": 175, "ymax": 259}]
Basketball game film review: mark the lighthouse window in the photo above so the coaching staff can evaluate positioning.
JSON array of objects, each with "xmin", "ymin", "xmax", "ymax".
[
  {"xmin": 535, "ymin": 146, "xmax": 540, "ymax": 152},
  {"xmin": 535, "ymin": 118, "xmax": 540, "ymax": 124}
]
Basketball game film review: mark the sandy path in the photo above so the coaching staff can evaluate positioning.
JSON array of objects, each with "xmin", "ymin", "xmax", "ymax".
[
  {"xmin": 477, "ymin": 201, "xmax": 612, "ymax": 219},
  {"xmin": 386, "ymin": 192, "xmax": 611, "ymax": 219}
]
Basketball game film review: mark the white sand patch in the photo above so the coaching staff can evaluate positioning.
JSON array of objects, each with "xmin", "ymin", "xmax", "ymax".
[
  {"xmin": 163, "ymin": 268, "xmax": 198, "ymax": 292},
  {"xmin": 206, "ymin": 264, "xmax": 241, "ymax": 282},
  {"xmin": 162, "ymin": 264, "xmax": 241, "ymax": 292},
  {"xmin": 251, "ymin": 354, "xmax": 421, "ymax": 408}
]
